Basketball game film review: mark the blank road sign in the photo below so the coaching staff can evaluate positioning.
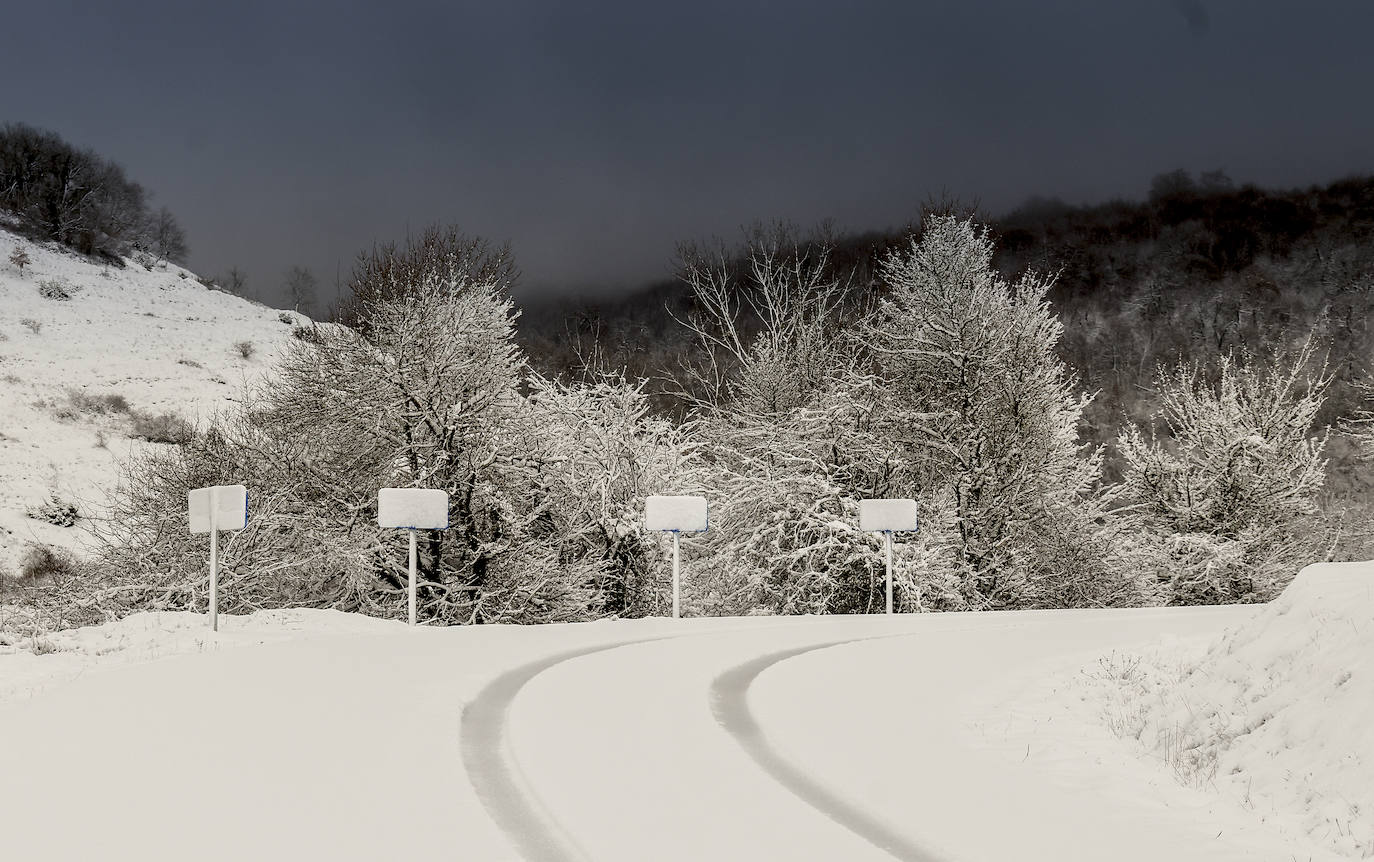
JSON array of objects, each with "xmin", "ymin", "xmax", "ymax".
[
  {"xmin": 859, "ymin": 498, "xmax": 919, "ymax": 532},
  {"xmin": 645, "ymin": 495, "xmax": 708, "ymax": 532},
  {"xmin": 378, "ymin": 488, "xmax": 450, "ymax": 529},
  {"xmin": 188, "ymin": 484, "xmax": 248, "ymax": 533}
]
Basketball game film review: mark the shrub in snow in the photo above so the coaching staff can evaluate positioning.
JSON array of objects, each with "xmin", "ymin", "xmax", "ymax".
[
  {"xmin": 18, "ymin": 545, "xmax": 76, "ymax": 581},
  {"xmin": 26, "ymin": 495, "xmax": 79, "ymax": 528},
  {"xmin": 38, "ymin": 278, "xmax": 72, "ymax": 300},
  {"xmin": 129, "ymin": 410, "xmax": 193, "ymax": 444},
  {"xmin": 8, "ymin": 245, "xmax": 29, "ymax": 273},
  {"xmin": 1116, "ymin": 337, "xmax": 1332, "ymax": 604},
  {"xmin": 20, "ymin": 318, "xmax": 41, "ymax": 334},
  {"xmin": 278, "ymin": 312, "xmax": 294, "ymax": 325},
  {"xmin": 291, "ymin": 324, "xmax": 322, "ymax": 344},
  {"xmin": 67, "ymin": 389, "xmax": 130, "ymax": 415},
  {"xmin": 234, "ymin": 340, "xmax": 255, "ymax": 360}
]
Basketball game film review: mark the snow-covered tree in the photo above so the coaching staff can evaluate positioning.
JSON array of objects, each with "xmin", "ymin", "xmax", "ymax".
[
  {"xmin": 863, "ymin": 216, "xmax": 1139, "ymax": 609},
  {"xmin": 1118, "ymin": 337, "xmax": 1332, "ymax": 603},
  {"xmin": 673, "ymin": 222, "xmax": 855, "ymax": 414},
  {"xmin": 284, "ymin": 265, "xmax": 317, "ymax": 317},
  {"xmin": 669, "ymin": 226, "xmax": 909, "ymax": 614}
]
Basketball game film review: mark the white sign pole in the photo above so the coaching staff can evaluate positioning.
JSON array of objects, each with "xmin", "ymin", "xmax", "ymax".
[
  {"xmin": 860, "ymin": 499, "xmax": 919, "ymax": 616},
  {"xmin": 408, "ymin": 529, "xmax": 418, "ymax": 627},
  {"xmin": 377, "ymin": 488, "xmax": 450, "ymax": 627},
  {"xmin": 672, "ymin": 531, "xmax": 681, "ymax": 620},
  {"xmin": 884, "ymin": 530, "xmax": 894, "ymax": 615},
  {"xmin": 209, "ymin": 487, "xmax": 219, "ymax": 632}
]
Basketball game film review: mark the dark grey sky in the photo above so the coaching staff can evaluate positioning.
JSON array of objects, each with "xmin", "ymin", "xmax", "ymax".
[{"xmin": 3, "ymin": 1, "xmax": 1372, "ymax": 307}]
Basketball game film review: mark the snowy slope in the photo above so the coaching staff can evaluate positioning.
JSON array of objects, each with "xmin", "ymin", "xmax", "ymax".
[
  {"xmin": 0, "ymin": 230, "xmax": 307, "ymax": 571},
  {"xmin": 1058, "ymin": 561, "xmax": 1374, "ymax": 858},
  {"xmin": 0, "ymin": 603, "xmax": 1351, "ymax": 862}
]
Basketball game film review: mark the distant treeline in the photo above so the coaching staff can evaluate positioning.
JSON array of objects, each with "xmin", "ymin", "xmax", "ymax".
[
  {"xmin": 0, "ymin": 122, "xmax": 187, "ymax": 264},
  {"xmin": 518, "ymin": 171, "xmax": 1374, "ymax": 487}
]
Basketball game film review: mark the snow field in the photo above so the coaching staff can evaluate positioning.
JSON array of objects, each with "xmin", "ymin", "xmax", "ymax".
[{"xmin": 0, "ymin": 600, "xmax": 1358, "ymax": 861}]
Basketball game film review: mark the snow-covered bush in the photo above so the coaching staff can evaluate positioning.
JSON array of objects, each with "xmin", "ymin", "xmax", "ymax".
[
  {"xmin": 67, "ymin": 389, "xmax": 129, "ymax": 415},
  {"xmin": 26, "ymin": 495, "xmax": 79, "ymax": 527},
  {"xmin": 129, "ymin": 410, "xmax": 193, "ymax": 444},
  {"xmin": 38, "ymin": 279, "xmax": 72, "ymax": 301},
  {"xmin": 1116, "ymin": 338, "xmax": 1332, "ymax": 603},
  {"xmin": 524, "ymin": 372, "xmax": 696, "ymax": 617},
  {"xmin": 18, "ymin": 545, "xmax": 77, "ymax": 582}
]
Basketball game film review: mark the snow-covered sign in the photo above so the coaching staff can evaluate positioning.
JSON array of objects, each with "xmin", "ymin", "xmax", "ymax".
[
  {"xmin": 644, "ymin": 495, "xmax": 708, "ymax": 532},
  {"xmin": 859, "ymin": 498, "xmax": 918, "ymax": 533},
  {"xmin": 378, "ymin": 488, "xmax": 449, "ymax": 530},
  {"xmin": 378, "ymin": 488, "xmax": 451, "ymax": 626},
  {"xmin": 644, "ymin": 495, "xmax": 708, "ymax": 621},
  {"xmin": 187, "ymin": 484, "xmax": 248, "ymax": 632},
  {"xmin": 859, "ymin": 498, "xmax": 919, "ymax": 616},
  {"xmin": 188, "ymin": 484, "xmax": 248, "ymax": 533}
]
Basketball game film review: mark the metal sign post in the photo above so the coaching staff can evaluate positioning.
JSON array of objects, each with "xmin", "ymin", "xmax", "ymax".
[
  {"xmin": 672, "ymin": 531, "xmax": 682, "ymax": 619},
  {"xmin": 378, "ymin": 488, "xmax": 450, "ymax": 627},
  {"xmin": 884, "ymin": 529, "xmax": 894, "ymax": 615},
  {"xmin": 859, "ymin": 499, "xmax": 920, "ymax": 615},
  {"xmin": 645, "ymin": 495, "xmax": 708, "ymax": 619},
  {"xmin": 188, "ymin": 484, "xmax": 248, "ymax": 631},
  {"xmin": 210, "ymin": 495, "xmax": 219, "ymax": 629},
  {"xmin": 408, "ymin": 529, "xmax": 418, "ymax": 627}
]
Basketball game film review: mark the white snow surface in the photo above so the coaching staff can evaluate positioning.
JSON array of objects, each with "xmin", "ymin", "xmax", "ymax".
[
  {"xmin": 0, "ymin": 230, "xmax": 307, "ymax": 570},
  {"xmin": 1059, "ymin": 561, "xmax": 1374, "ymax": 858},
  {"xmin": 0, "ymin": 591, "xmax": 1358, "ymax": 861}
]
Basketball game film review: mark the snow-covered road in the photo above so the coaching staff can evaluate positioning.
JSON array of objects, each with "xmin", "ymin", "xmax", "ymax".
[{"xmin": 0, "ymin": 606, "xmax": 1347, "ymax": 861}]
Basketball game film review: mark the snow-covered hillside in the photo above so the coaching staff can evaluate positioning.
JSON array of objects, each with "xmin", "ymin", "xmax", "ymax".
[{"xmin": 0, "ymin": 229, "xmax": 307, "ymax": 571}]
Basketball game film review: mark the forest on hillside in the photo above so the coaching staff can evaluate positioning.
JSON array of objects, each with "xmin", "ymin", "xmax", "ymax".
[{"xmin": 518, "ymin": 171, "xmax": 1374, "ymax": 552}]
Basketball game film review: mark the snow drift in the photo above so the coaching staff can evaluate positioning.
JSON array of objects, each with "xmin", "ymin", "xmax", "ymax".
[{"xmin": 1095, "ymin": 561, "xmax": 1374, "ymax": 858}]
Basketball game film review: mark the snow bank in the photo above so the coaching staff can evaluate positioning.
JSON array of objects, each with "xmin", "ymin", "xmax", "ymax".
[
  {"xmin": 0, "ymin": 608, "xmax": 401, "ymax": 706},
  {"xmin": 1093, "ymin": 562, "xmax": 1374, "ymax": 858}
]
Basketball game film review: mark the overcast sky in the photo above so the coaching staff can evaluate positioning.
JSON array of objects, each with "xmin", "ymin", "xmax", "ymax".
[{"xmin": 3, "ymin": 1, "xmax": 1372, "ymax": 307}]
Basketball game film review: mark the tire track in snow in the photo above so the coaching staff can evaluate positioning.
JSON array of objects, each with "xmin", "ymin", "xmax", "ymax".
[
  {"xmin": 460, "ymin": 638, "xmax": 669, "ymax": 862},
  {"xmin": 710, "ymin": 638, "xmax": 944, "ymax": 862}
]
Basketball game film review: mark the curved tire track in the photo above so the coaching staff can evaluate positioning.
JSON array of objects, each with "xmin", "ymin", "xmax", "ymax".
[
  {"xmin": 710, "ymin": 638, "xmax": 944, "ymax": 862},
  {"xmin": 461, "ymin": 638, "xmax": 667, "ymax": 862}
]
